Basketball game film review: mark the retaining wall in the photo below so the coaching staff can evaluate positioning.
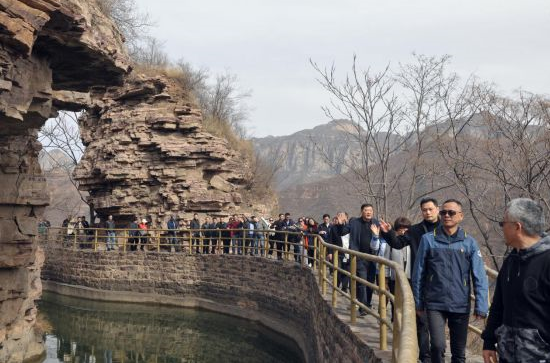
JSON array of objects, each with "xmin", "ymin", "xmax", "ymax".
[{"xmin": 41, "ymin": 248, "xmax": 380, "ymax": 363}]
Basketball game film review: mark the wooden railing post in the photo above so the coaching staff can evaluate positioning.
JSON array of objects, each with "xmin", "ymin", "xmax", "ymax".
[
  {"xmin": 157, "ymin": 229, "xmax": 160, "ymax": 252},
  {"xmin": 123, "ymin": 230, "xmax": 127, "ymax": 252},
  {"xmin": 242, "ymin": 229, "xmax": 246, "ymax": 255},
  {"xmin": 350, "ymin": 255, "xmax": 357, "ymax": 324},
  {"xmin": 73, "ymin": 229, "xmax": 77, "ymax": 250},
  {"xmin": 393, "ymin": 278, "xmax": 403, "ymax": 362},
  {"xmin": 313, "ymin": 236, "xmax": 318, "ymax": 270},
  {"xmin": 284, "ymin": 232, "xmax": 289, "ymax": 260},
  {"xmin": 321, "ymin": 243, "xmax": 327, "ymax": 295},
  {"xmin": 94, "ymin": 229, "xmax": 98, "ymax": 252},
  {"xmin": 379, "ymin": 262, "xmax": 387, "ymax": 350},
  {"xmin": 332, "ymin": 250, "xmax": 339, "ymax": 307}
]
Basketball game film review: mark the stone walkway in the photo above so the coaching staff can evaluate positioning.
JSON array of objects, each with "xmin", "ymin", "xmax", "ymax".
[{"xmin": 317, "ymin": 278, "xmax": 484, "ymax": 362}]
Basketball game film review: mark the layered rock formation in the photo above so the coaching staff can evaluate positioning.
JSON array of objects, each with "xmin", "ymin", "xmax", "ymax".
[
  {"xmin": 0, "ymin": 0, "xmax": 128, "ymax": 361},
  {"xmin": 74, "ymin": 73, "xmax": 252, "ymax": 224}
]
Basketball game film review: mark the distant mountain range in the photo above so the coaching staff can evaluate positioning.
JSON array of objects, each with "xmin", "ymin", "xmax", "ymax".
[
  {"xmin": 252, "ymin": 120, "xmax": 364, "ymax": 191},
  {"xmin": 252, "ymin": 119, "xmax": 368, "ymax": 218}
]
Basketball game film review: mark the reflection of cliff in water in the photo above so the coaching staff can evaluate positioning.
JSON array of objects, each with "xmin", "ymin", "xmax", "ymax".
[{"xmin": 38, "ymin": 292, "xmax": 304, "ymax": 363}]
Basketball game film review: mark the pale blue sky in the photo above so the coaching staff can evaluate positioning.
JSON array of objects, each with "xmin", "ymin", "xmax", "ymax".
[{"xmin": 135, "ymin": 0, "xmax": 550, "ymax": 137}]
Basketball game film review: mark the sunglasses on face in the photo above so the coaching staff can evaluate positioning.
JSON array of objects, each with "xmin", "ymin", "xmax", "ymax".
[
  {"xmin": 439, "ymin": 210, "xmax": 458, "ymax": 217},
  {"xmin": 498, "ymin": 221, "xmax": 515, "ymax": 227}
]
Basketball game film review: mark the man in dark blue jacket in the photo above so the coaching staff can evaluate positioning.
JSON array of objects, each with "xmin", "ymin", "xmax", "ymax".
[
  {"xmin": 336, "ymin": 203, "xmax": 396, "ymax": 315},
  {"xmin": 412, "ymin": 199, "xmax": 488, "ymax": 363},
  {"xmin": 482, "ymin": 198, "xmax": 550, "ymax": 363}
]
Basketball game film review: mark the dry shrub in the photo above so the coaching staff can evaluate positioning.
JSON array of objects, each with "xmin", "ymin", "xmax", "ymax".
[{"xmin": 202, "ymin": 115, "xmax": 253, "ymax": 158}]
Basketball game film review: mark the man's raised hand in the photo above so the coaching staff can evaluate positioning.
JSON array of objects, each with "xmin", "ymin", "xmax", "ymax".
[{"xmin": 379, "ymin": 219, "xmax": 392, "ymax": 233}]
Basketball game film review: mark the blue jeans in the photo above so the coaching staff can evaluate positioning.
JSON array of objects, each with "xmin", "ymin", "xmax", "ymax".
[{"xmin": 106, "ymin": 231, "xmax": 116, "ymax": 250}]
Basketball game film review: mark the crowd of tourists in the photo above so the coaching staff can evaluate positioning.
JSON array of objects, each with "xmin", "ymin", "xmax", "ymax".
[{"xmin": 44, "ymin": 196, "xmax": 550, "ymax": 363}]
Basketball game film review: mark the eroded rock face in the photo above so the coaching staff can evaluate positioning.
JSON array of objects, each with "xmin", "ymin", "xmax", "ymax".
[
  {"xmin": 75, "ymin": 74, "xmax": 251, "ymax": 224},
  {"xmin": 0, "ymin": 0, "xmax": 128, "ymax": 361}
]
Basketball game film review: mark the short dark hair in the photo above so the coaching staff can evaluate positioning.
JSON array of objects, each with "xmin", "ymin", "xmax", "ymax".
[
  {"xmin": 360, "ymin": 203, "xmax": 373, "ymax": 211},
  {"xmin": 420, "ymin": 197, "xmax": 438, "ymax": 208},
  {"xmin": 285, "ymin": 212, "xmax": 291, "ymax": 217},
  {"xmin": 393, "ymin": 217, "xmax": 412, "ymax": 230},
  {"xmin": 322, "ymin": 214, "xmax": 330, "ymax": 219},
  {"xmin": 279, "ymin": 213, "xmax": 284, "ymax": 218},
  {"xmin": 442, "ymin": 199, "xmax": 462, "ymax": 208}
]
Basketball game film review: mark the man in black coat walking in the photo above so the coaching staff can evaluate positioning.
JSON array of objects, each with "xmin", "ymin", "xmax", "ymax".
[
  {"xmin": 336, "ymin": 204, "xmax": 396, "ymax": 315},
  {"xmin": 384, "ymin": 197, "xmax": 440, "ymax": 363}
]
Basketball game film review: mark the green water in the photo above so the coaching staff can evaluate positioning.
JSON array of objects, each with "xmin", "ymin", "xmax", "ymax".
[{"xmin": 38, "ymin": 292, "xmax": 304, "ymax": 363}]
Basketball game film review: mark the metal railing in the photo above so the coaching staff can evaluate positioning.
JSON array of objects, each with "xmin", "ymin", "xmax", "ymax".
[{"xmin": 40, "ymin": 226, "xmax": 421, "ymax": 362}]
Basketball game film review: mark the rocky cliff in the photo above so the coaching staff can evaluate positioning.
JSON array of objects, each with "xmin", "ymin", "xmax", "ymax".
[
  {"xmin": 74, "ymin": 73, "xmax": 256, "ymax": 224},
  {"xmin": 0, "ymin": 0, "xmax": 128, "ymax": 361}
]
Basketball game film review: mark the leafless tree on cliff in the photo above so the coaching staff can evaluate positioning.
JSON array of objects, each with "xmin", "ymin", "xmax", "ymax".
[
  {"xmin": 97, "ymin": 0, "xmax": 154, "ymax": 58},
  {"xmin": 131, "ymin": 37, "xmax": 169, "ymax": 68}
]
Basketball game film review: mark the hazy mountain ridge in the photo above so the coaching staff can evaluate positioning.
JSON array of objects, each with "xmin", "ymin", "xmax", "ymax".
[{"xmin": 252, "ymin": 119, "xmax": 364, "ymax": 191}]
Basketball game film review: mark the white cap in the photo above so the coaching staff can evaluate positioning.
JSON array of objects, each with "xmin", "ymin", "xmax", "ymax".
[{"xmin": 142, "ymin": 218, "xmax": 147, "ymax": 223}]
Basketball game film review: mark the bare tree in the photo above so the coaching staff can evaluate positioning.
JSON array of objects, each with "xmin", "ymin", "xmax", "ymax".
[
  {"xmin": 200, "ymin": 72, "xmax": 251, "ymax": 139},
  {"xmin": 131, "ymin": 37, "xmax": 169, "ymax": 68},
  {"xmin": 96, "ymin": 0, "xmax": 154, "ymax": 57},
  {"xmin": 39, "ymin": 111, "xmax": 93, "ymax": 220},
  {"xmin": 174, "ymin": 59, "xmax": 210, "ymax": 93},
  {"xmin": 310, "ymin": 55, "xmax": 456, "ymax": 218}
]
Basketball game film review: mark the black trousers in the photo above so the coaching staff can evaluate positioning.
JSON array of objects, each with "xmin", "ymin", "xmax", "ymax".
[
  {"xmin": 338, "ymin": 257, "xmax": 350, "ymax": 291},
  {"xmin": 356, "ymin": 259, "xmax": 377, "ymax": 308},
  {"xmin": 222, "ymin": 238, "xmax": 231, "ymax": 254},
  {"xmin": 427, "ymin": 310, "xmax": 469, "ymax": 363},
  {"xmin": 417, "ymin": 308, "xmax": 432, "ymax": 362}
]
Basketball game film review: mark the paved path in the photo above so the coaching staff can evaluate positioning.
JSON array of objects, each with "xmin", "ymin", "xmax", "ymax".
[{"xmin": 317, "ymin": 277, "xmax": 484, "ymax": 362}]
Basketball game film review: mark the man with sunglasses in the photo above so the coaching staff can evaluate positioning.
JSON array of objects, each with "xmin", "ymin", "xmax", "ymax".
[
  {"xmin": 481, "ymin": 198, "xmax": 550, "ymax": 363},
  {"xmin": 412, "ymin": 199, "xmax": 488, "ymax": 363}
]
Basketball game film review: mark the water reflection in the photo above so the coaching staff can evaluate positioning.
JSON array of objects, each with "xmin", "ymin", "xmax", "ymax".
[{"xmin": 39, "ymin": 292, "xmax": 304, "ymax": 363}]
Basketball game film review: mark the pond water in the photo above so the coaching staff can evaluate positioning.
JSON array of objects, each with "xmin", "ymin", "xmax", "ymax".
[{"xmin": 38, "ymin": 292, "xmax": 304, "ymax": 363}]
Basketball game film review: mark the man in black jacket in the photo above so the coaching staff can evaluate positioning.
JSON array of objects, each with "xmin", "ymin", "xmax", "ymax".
[
  {"xmin": 482, "ymin": 198, "xmax": 550, "ymax": 363},
  {"xmin": 384, "ymin": 197, "xmax": 440, "ymax": 363},
  {"xmin": 217, "ymin": 217, "xmax": 231, "ymax": 254},
  {"xmin": 336, "ymin": 204, "xmax": 396, "ymax": 315},
  {"xmin": 190, "ymin": 213, "xmax": 201, "ymax": 253}
]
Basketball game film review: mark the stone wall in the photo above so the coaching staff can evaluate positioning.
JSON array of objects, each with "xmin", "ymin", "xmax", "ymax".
[{"xmin": 42, "ymin": 248, "xmax": 380, "ymax": 363}]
